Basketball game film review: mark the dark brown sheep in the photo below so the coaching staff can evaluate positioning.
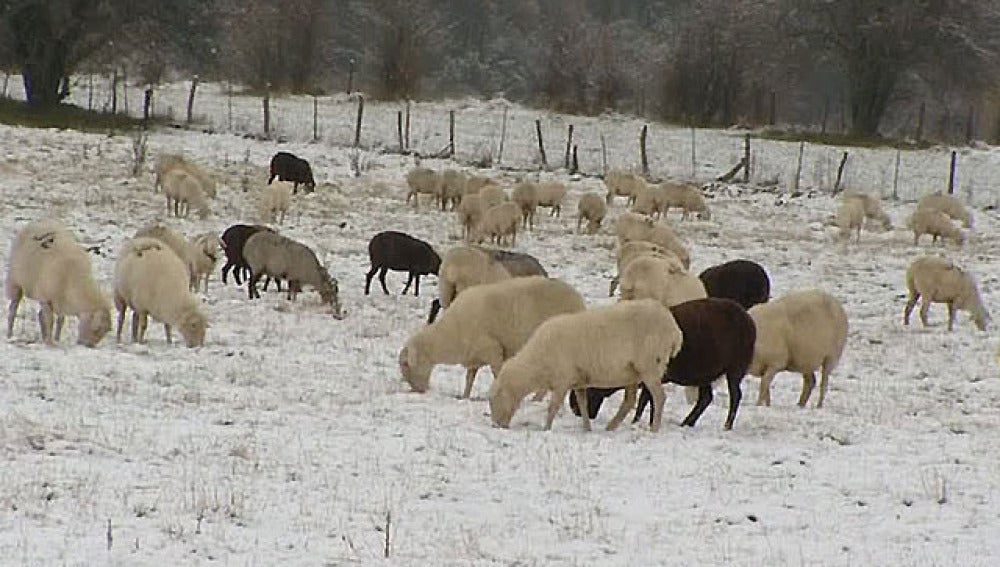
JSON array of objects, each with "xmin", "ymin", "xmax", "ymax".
[
  {"xmin": 268, "ymin": 152, "xmax": 316, "ymax": 194},
  {"xmin": 570, "ymin": 297, "xmax": 756, "ymax": 430},
  {"xmin": 365, "ymin": 231, "xmax": 441, "ymax": 296},
  {"xmin": 698, "ymin": 259, "xmax": 770, "ymax": 310}
]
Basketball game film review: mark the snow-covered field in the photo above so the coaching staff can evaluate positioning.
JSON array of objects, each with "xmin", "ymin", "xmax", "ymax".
[{"xmin": 0, "ymin": 90, "xmax": 999, "ymax": 565}]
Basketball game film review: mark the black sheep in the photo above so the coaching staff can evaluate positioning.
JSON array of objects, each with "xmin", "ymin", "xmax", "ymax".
[
  {"xmin": 697, "ymin": 259, "xmax": 770, "ymax": 310},
  {"xmin": 221, "ymin": 224, "xmax": 271, "ymax": 285},
  {"xmin": 268, "ymin": 152, "xmax": 316, "ymax": 194},
  {"xmin": 365, "ymin": 231, "xmax": 441, "ymax": 296},
  {"xmin": 570, "ymin": 297, "xmax": 756, "ymax": 430}
]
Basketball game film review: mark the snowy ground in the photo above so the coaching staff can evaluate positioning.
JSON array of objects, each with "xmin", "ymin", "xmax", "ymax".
[{"xmin": 0, "ymin": 95, "xmax": 999, "ymax": 566}]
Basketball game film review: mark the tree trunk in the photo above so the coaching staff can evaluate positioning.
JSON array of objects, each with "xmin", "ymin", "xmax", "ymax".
[{"xmin": 22, "ymin": 59, "xmax": 69, "ymax": 107}]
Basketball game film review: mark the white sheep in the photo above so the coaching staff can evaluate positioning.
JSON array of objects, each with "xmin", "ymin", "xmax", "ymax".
[
  {"xmin": 630, "ymin": 183, "xmax": 663, "ymax": 218},
  {"xmin": 576, "ymin": 192, "xmax": 607, "ymax": 234},
  {"xmin": 405, "ymin": 167, "xmax": 442, "ymax": 210},
  {"xmin": 834, "ymin": 197, "xmax": 865, "ymax": 242},
  {"xmin": 661, "ymin": 182, "xmax": 710, "ymax": 220},
  {"xmin": 477, "ymin": 202, "xmax": 521, "ymax": 247},
  {"xmin": 464, "ymin": 175, "xmax": 497, "ymax": 197},
  {"xmin": 259, "ymin": 180, "xmax": 294, "ymax": 224},
  {"xmin": 114, "ymin": 237, "xmax": 208, "ymax": 348},
  {"xmin": 440, "ymin": 169, "xmax": 467, "ymax": 210},
  {"xmin": 489, "ymin": 299, "xmax": 684, "ymax": 432},
  {"xmin": 456, "ymin": 193, "xmax": 484, "ymax": 242},
  {"xmin": 511, "ymin": 181, "xmax": 539, "ymax": 230},
  {"xmin": 907, "ymin": 208, "xmax": 965, "ymax": 246},
  {"xmin": 133, "ymin": 224, "xmax": 221, "ymax": 293},
  {"xmin": 840, "ymin": 191, "xmax": 892, "ymax": 229},
  {"xmin": 604, "ymin": 169, "xmax": 646, "ymax": 205},
  {"xmin": 748, "ymin": 289, "xmax": 848, "ymax": 408},
  {"xmin": 6, "ymin": 219, "xmax": 112, "ymax": 347},
  {"xmin": 399, "ymin": 276, "xmax": 586, "ymax": 397},
  {"xmin": 618, "ymin": 255, "xmax": 706, "ymax": 308},
  {"xmin": 615, "ymin": 212, "xmax": 691, "ymax": 269},
  {"xmin": 608, "ymin": 240, "xmax": 678, "ymax": 297},
  {"xmin": 437, "ymin": 246, "xmax": 515, "ymax": 309},
  {"xmin": 536, "ymin": 181, "xmax": 567, "ymax": 217},
  {"xmin": 162, "ymin": 168, "xmax": 211, "ymax": 218},
  {"xmin": 917, "ymin": 193, "xmax": 973, "ymax": 228},
  {"xmin": 479, "ymin": 184, "xmax": 508, "ymax": 209},
  {"xmin": 154, "ymin": 154, "xmax": 218, "ymax": 198},
  {"xmin": 904, "ymin": 255, "xmax": 989, "ymax": 332}
]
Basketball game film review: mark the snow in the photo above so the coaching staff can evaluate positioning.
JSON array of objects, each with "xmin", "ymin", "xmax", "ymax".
[{"xmin": 0, "ymin": 85, "xmax": 999, "ymax": 565}]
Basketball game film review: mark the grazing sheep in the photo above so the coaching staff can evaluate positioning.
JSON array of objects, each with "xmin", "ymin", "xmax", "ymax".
[
  {"xmin": 619, "ymin": 255, "xmax": 707, "ymax": 308},
  {"xmin": 630, "ymin": 183, "xmax": 664, "ymax": 218},
  {"xmin": 604, "ymin": 169, "xmax": 646, "ymax": 205},
  {"xmin": 456, "ymin": 193, "xmax": 484, "ymax": 242},
  {"xmin": 259, "ymin": 180, "xmax": 294, "ymax": 224},
  {"xmin": 365, "ymin": 231, "xmax": 441, "ymax": 296},
  {"xmin": 697, "ymin": 259, "xmax": 771, "ymax": 310},
  {"xmin": 399, "ymin": 276, "xmax": 585, "ymax": 397},
  {"xmin": 616, "ymin": 213, "xmax": 691, "ymax": 267},
  {"xmin": 577, "ymin": 192, "xmax": 607, "ymax": 234},
  {"xmin": 661, "ymin": 182, "xmax": 710, "ymax": 220},
  {"xmin": 220, "ymin": 224, "xmax": 275, "ymax": 285},
  {"xmin": 908, "ymin": 209, "xmax": 965, "ymax": 246},
  {"xmin": 406, "ymin": 167, "xmax": 442, "ymax": 210},
  {"xmin": 748, "ymin": 289, "xmax": 848, "ymax": 408},
  {"xmin": 162, "ymin": 168, "xmax": 211, "ymax": 218},
  {"xmin": 243, "ymin": 231, "xmax": 342, "ymax": 317},
  {"xmin": 134, "ymin": 224, "xmax": 221, "ymax": 293},
  {"xmin": 571, "ymin": 298, "xmax": 756, "ymax": 430},
  {"xmin": 608, "ymin": 241, "xmax": 676, "ymax": 297},
  {"xmin": 6, "ymin": 219, "xmax": 112, "ymax": 347},
  {"xmin": 512, "ymin": 182, "xmax": 539, "ymax": 230},
  {"xmin": 114, "ymin": 237, "xmax": 208, "ymax": 348},
  {"xmin": 268, "ymin": 151, "xmax": 316, "ymax": 194},
  {"xmin": 478, "ymin": 202, "xmax": 521, "ymax": 247},
  {"xmin": 428, "ymin": 246, "xmax": 547, "ymax": 324},
  {"xmin": 464, "ymin": 175, "xmax": 497, "ymax": 196},
  {"xmin": 440, "ymin": 169, "xmax": 467, "ymax": 210},
  {"xmin": 536, "ymin": 182, "xmax": 567, "ymax": 217},
  {"xmin": 834, "ymin": 197, "xmax": 866, "ymax": 242},
  {"xmin": 917, "ymin": 193, "xmax": 973, "ymax": 228},
  {"xmin": 153, "ymin": 153, "xmax": 185, "ymax": 193},
  {"xmin": 154, "ymin": 154, "xmax": 218, "ymax": 198},
  {"xmin": 479, "ymin": 184, "xmax": 508, "ymax": 210},
  {"xmin": 904, "ymin": 255, "xmax": 989, "ymax": 332},
  {"xmin": 841, "ymin": 191, "xmax": 892, "ymax": 229},
  {"xmin": 489, "ymin": 299, "xmax": 683, "ymax": 432}
]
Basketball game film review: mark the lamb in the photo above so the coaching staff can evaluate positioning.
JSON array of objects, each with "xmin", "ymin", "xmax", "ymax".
[
  {"xmin": 907, "ymin": 209, "xmax": 966, "ymax": 246},
  {"xmin": 660, "ymin": 182, "xmax": 710, "ymax": 220},
  {"xmin": 570, "ymin": 297, "xmax": 756, "ymax": 430},
  {"xmin": 268, "ymin": 151, "xmax": 316, "ymax": 194},
  {"xmin": 577, "ymin": 192, "xmax": 607, "ymax": 234},
  {"xmin": 259, "ymin": 180, "xmax": 294, "ymax": 224},
  {"xmin": 619, "ymin": 255, "xmax": 707, "ymax": 309},
  {"xmin": 479, "ymin": 184, "xmax": 508, "ymax": 210},
  {"xmin": 604, "ymin": 169, "xmax": 646, "ymax": 205},
  {"xmin": 536, "ymin": 181, "xmax": 567, "ymax": 217},
  {"xmin": 162, "ymin": 168, "xmax": 211, "ymax": 218},
  {"xmin": 511, "ymin": 181, "xmax": 539, "ymax": 230},
  {"xmin": 406, "ymin": 167, "xmax": 442, "ymax": 210},
  {"xmin": 113, "ymin": 237, "xmax": 209, "ymax": 348},
  {"xmin": 153, "ymin": 153, "xmax": 185, "ymax": 192},
  {"xmin": 243, "ymin": 231, "xmax": 343, "ymax": 317},
  {"xmin": 840, "ymin": 191, "xmax": 892, "ymax": 229},
  {"xmin": 615, "ymin": 213, "xmax": 691, "ymax": 268},
  {"xmin": 697, "ymin": 259, "xmax": 771, "ymax": 310},
  {"xmin": 489, "ymin": 299, "xmax": 684, "ymax": 432},
  {"xmin": 427, "ymin": 245, "xmax": 547, "ymax": 323},
  {"xmin": 477, "ymin": 202, "xmax": 521, "ymax": 247},
  {"xmin": 834, "ymin": 197, "xmax": 866, "ymax": 242},
  {"xmin": 456, "ymin": 193, "xmax": 484, "ymax": 242},
  {"xmin": 440, "ymin": 169, "xmax": 467, "ymax": 210},
  {"xmin": 399, "ymin": 276, "xmax": 585, "ymax": 398},
  {"xmin": 6, "ymin": 219, "xmax": 113, "ymax": 347},
  {"xmin": 220, "ymin": 224, "xmax": 275, "ymax": 285},
  {"xmin": 608, "ymin": 240, "xmax": 678, "ymax": 297},
  {"xmin": 154, "ymin": 154, "xmax": 218, "ymax": 198},
  {"xmin": 904, "ymin": 255, "xmax": 989, "ymax": 332},
  {"xmin": 134, "ymin": 224, "xmax": 222, "ymax": 293},
  {"xmin": 748, "ymin": 289, "xmax": 848, "ymax": 408},
  {"xmin": 365, "ymin": 231, "xmax": 441, "ymax": 296},
  {"xmin": 917, "ymin": 193, "xmax": 973, "ymax": 228}
]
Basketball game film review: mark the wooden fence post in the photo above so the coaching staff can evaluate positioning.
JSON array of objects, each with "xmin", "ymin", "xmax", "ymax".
[
  {"xmin": 792, "ymin": 141, "xmax": 805, "ymax": 193},
  {"xmin": 121, "ymin": 69, "xmax": 129, "ymax": 116},
  {"xmin": 404, "ymin": 100, "xmax": 411, "ymax": 150},
  {"xmin": 640, "ymin": 124, "xmax": 649, "ymax": 177},
  {"xmin": 448, "ymin": 110, "xmax": 455, "ymax": 157},
  {"xmin": 186, "ymin": 75, "xmax": 199, "ymax": 125},
  {"xmin": 312, "ymin": 95, "xmax": 319, "ymax": 142},
  {"xmin": 571, "ymin": 144, "xmax": 579, "ymax": 175},
  {"xmin": 743, "ymin": 134, "xmax": 751, "ymax": 183},
  {"xmin": 347, "ymin": 58, "xmax": 355, "ymax": 94},
  {"xmin": 690, "ymin": 126, "xmax": 697, "ymax": 178},
  {"xmin": 142, "ymin": 87, "xmax": 153, "ymax": 123},
  {"xmin": 600, "ymin": 133, "xmax": 608, "ymax": 177},
  {"xmin": 88, "ymin": 74, "xmax": 94, "ymax": 111},
  {"xmin": 916, "ymin": 102, "xmax": 926, "ymax": 143},
  {"xmin": 497, "ymin": 106, "xmax": 508, "ymax": 165},
  {"xmin": 354, "ymin": 94, "xmax": 365, "ymax": 147},
  {"xmin": 227, "ymin": 82, "xmax": 233, "ymax": 131},
  {"xmin": 947, "ymin": 150, "xmax": 957, "ymax": 194},
  {"xmin": 892, "ymin": 150, "xmax": 901, "ymax": 200},
  {"xmin": 397, "ymin": 110, "xmax": 404, "ymax": 153},
  {"xmin": 535, "ymin": 119, "xmax": 547, "ymax": 168},
  {"xmin": 111, "ymin": 69, "xmax": 118, "ymax": 114},
  {"xmin": 262, "ymin": 84, "xmax": 271, "ymax": 137},
  {"xmin": 564, "ymin": 124, "xmax": 574, "ymax": 170},
  {"xmin": 833, "ymin": 151, "xmax": 849, "ymax": 194}
]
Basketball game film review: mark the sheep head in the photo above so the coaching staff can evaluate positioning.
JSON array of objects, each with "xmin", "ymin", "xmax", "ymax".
[
  {"xmin": 178, "ymin": 310, "xmax": 208, "ymax": 348},
  {"xmin": 398, "ymin": 342, "xmax": 432, "ymax": 393},
  {"xmin": 77, "ymin": 308, "xmax": 112, "ymax": 347},
  {"xmin": 488, "ymin": 383, "xmax": 517, "ymax": 428},
  {"xmin": 318, "ymin": 276, "xmax": 343, "ymax": 318}
]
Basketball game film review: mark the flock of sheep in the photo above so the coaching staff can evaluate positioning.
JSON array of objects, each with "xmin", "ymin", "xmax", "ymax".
[{"xmin": 3, "ymin": 148, "xmax": 992, "ymax": 433}]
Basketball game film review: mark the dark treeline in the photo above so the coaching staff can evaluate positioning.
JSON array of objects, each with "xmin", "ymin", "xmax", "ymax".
[{"xmin": 2, "ymin": 0, "xmax": 1000, "ymax": 141}]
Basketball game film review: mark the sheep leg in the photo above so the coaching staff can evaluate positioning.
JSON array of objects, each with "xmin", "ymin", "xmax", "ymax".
[
  {"xmin": 606, "ymin": 386, "xmax": 637, "ymax": 431},
  {"xmin": 221, "ymin": 262, "xmax": 232, "ymax": 285},
  {"xmin": 816, "ymin": 363, "xmax": 833, "ymax": 409},
  {"xmin": 681, "ymin": 385, "xmax": 713, "ymax": 427},
  {"xmin": 795, "ymin": 372, "xmax": 816, "ymax": 407},
  {"xmin": 757, "ymin": 368, "xmax": 778, "ymax": 406},
  {"xmin": 946, "ymin": 302, "xmax": 956, "ymax": 332},
  {"xmin": 903, "ymin": 291, "xmax": 920, "ymax": 326},
  {"xmin": 572, "ymin": 388, "xmax": 593, "ymax": 431},
  {"xmin": 6, "ymin": 290, "xmax": 22, "ymax": 338},
  {"xmin": 642, "ymin": 376, "xmax": 667, "ymax": 433},
  {"xmin": 722, "ymin": 371, "xmax": 744, "ymax": 430},
  {"xmin": 378, "ymin": 267, "xmax": 391, "ymax": 295},
  {"xmin": 414, "ymin": 274, "xmax": 421, "ymax": 297},
  {"xmin": 634, "ymin": 384, "xmax": 653, "ymax": 424},
  {"xmin": 131, "ymin": 311, "xmax": 146, "ymax": 343},
  {"xmin": 38, "ymin": 304, "xmax": 55, "ymax": 345},
  {"xmin": 164, "ymin": 323, "xmax": 173, "ymax": 345},
  {"xmin": 114, "ymin": 301, "xmax": 127, "ymax": 343},
  {"xmin": 919, "ymin": 296, "xmax": 933, "ymax": 327},
  {"xmin": 364, "ymin": 266, "xmax": 378, "ymax": 295},
  {"xmin": 54, "ymin": 315, "xmax": 65, "ymax": 342},
  {"xmin": 402, "ymin": 273, "xmax": 415, "ymax": 295},
  {"xmin": 461, "ymin": 367, "xmax": 479, "ymax": 399},
  {"xmin": 248, "ymin": 272, "xmax": 263, "ymax": 300},
  {"xmin": 544, "ymin": 388, "xmax": 567, "ymax": 431}
]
